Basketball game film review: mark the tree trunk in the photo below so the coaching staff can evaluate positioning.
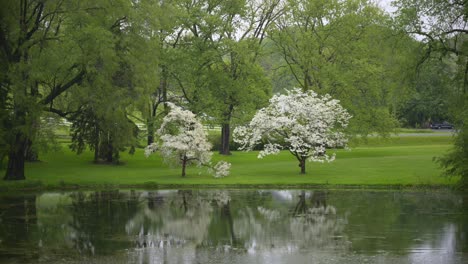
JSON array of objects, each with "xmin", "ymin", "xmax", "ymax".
[
  {"xmin": 24, "ymin": 139, "xmax": 39, "ymax": 162},
  {"xmin": 0, "ymin": 153, "xmax": 6, "ymax": 170},
  {"xmin": 181, "ymin": 155, "xmax": 187, "ymax": 177},
  {"xmin": 106, "ymin": 141, "xmax": 113, "ymax": 163},
  {"xmin": 147, "ymin": 118, "xmax": 154, "ymax": 145},
  {"xmin": 220, "ymin": 123, "xmax": 231, "ymax": 155},
  {"xmin": 25, "ymin": 84, "xmax": 40, "ymax": 162},
  {"xmin": 147, "ymin": 133, "xmax": 154, "ymax": 146},
  {"xmin": 93, "ymin": 143, "xmax": 99, "ymax": 163},
  {"xmin": 299, "ymin": 157, "xmax": 306, "ymax": 174},
  {"xmin": 4, "ymin": 133, "xmax": 28, "ymax": 180},
  {"xmin": 93, "ymin": 126, "xmax": 100, "ymax": 163}
]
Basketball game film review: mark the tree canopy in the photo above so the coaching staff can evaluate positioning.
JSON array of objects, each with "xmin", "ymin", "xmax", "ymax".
[
  {"xmin": 0, "ymin": 0, "xmax": 466, "ymax": 187},
  {"xmin": 145, "ymin": 103, "xmax": 230, "ymax": 177},
  {"xmin": 234, "ymin": 88, "xmax": 351, "ymax": 174}
]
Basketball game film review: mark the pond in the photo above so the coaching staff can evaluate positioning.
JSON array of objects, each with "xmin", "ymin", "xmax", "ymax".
[{"xmin": 0, "ymin": 189, "xmax": 466, "ymax": 264}]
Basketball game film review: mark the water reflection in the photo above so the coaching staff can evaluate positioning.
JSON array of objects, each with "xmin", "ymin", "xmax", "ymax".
[
  {"xmin": 0, "ymin": 189, "xmax": 466, "ymax": 264},
  {"xmin": 0, "ymin": 194, "xmax": 38, "ymax": 261}
]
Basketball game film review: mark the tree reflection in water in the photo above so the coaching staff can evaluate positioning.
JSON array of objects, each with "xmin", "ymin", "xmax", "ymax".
[
  {"xmin": 124, "ymin": 190, "xmax": 230, "ymax": 263},
  {"xmin": 235, "ymin": 190, "xmax": 347, "ymax": 254},
  {"xmin": 0, "ymin": 194, "xmax": 38, "ymax": 261},
  {"xmin": 0, "ymin": 189, "xmax": 466, "ymax": 264},
  {"xmin": 126, "ymin": 190, "xmax": 218, "ymax": 247},
  {"xmin": 64, "ymin": 191, "xmax": 140, "ymax": 255}
]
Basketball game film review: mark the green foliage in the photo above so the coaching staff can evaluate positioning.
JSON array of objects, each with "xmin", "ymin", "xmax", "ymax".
[
  {"xmin": 156, "ymin": 0, "xmax": 281, "ymax": 154},
  {"xmin": 395, "ymin": 0, "xmax": 468, "ymax": 188},
  {"xmin": 436, "ymin": 126, "xmax": 468, "ymax": 189},
  {"xmin": 268, "ymin": 0, "xmax": 418, "ymax": 136},
  {"xmin": 69, "ymin": 106, "xmax": 138, "ymax": 164},
  {"xmin": 0, "ymin": 0, "xmax": 462, "ymax": 182},
  {"xmin": 397, "ymin": 56, "xmax": 455, "ymax": 127}
]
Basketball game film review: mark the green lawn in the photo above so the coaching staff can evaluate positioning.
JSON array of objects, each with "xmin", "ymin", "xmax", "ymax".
[{"xmin": 0, "ymin": 135, "xmax": 459, "ymax": 190}]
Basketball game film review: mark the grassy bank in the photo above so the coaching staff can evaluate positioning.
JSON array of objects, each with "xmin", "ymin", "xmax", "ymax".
[{"xmin": 0, "ymin": 135, "xmax": 458, "ymax": 191}]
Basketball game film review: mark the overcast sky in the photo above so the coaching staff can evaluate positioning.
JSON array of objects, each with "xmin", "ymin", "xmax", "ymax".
[{"xmin": 376, "ymin": 0, "xmax": 397, "ymax": 14}]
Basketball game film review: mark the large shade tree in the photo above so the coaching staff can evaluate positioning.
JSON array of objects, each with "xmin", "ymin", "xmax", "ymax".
[
  {"xmin": 1, "ymin": 0, "xmax": 88, "ymax": 180},
  {"xmin": 395, "ymin": 0, "xmax": 468, "ymax": 188},
  {"xmin": 0, "ymin": 0, "xmax": 158, "ymax": 180},
  {"xmin": 269, "ymin": 0, "xmax": 415, "ymax": 137},
  {"xmin": 166, "ymin": 0, "xmax": 283, "ymax": 155},
  {"xmin": 65, "ymin": 1, "xmax": 158, "ymax": 164},
  {"xmin": 234, "ymin": 88, "xmax": 351, "ymax": 174}
]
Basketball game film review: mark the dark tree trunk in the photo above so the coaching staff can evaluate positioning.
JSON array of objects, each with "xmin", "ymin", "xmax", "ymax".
[
  {"xmin": 161, "ymin": 66, "xmax": 168, "ymax": 112},
  {"xmin": 4, "ymin": 133, "xmax": 28, "ymax": 180},
  {"xmin": 25, "ymin": 83, "xmax": 39, "ymax": 162},
  {"xmin": 24, "ymin": 139, "xmax": 39, "ymax": 162},
  {"xmin": 106, "ymin": 141, "xmax": 113, "ymax": 163},
  {"xmin": 0, "ymin": 153, "xmax": 6, "ymax": 170},
  {"xmin": 93, "ymin": 145, "xmax": 99, "ymax": 163},
  {"xmin": 147, "ymin": 118, "xmax": 154, "ymax": 145},
  {"xmin": 220, "ymin": 123, "xmax": 231, "ymax": 155},
  {"xmin": 181, "ymin": 155, "xmax": 187, "ymax": 177},
  {"xmin": 147, "ymin": 134, "xmax": 154, "ymax": 145},
  {"xmin": 93, "ymin": 126, "xmax": 100, "ymax": 163},
  {"xmin": 299, "ymin": 157, "xmax": 306, "ymax": 174}
]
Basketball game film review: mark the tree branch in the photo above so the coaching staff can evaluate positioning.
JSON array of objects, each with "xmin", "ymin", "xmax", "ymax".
[
  {"xmin": 25, "ymin": 2, "xmax": 44, "ymax": 40},
  {"xmin": 40, "ymin": 69, "xmax": 86, "ymax": 105}
]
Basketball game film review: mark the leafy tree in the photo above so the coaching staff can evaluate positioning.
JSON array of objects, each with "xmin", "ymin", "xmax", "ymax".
[
  {"xmin": 145, "ymin": 103, "xmax": 230, "ymax": 177},
  {"xmin": 68, "ymin": 106, "xmax": 138, "ymax": 164},
  {"xmin": 65, "ymin": 2, "xmax": 157, "ymax": 164},
  {"xmin": 0, "ymin": 0, "xmax": 159, "ymax": 178},
  {"xmin": 395, "ymin": 0, "xmax": 468, "ymax": 189},
  {"xmin": 437, "ymin": 122, "xmax": 468, "ymax": 188},
  {"xmin": 1, "ymin": 0, "xmax": 88, "ymax": 180},
  {"xmin": 396, "ymin": 57, "xmax": 453, "ymax": 127},
  {"xmin": 130, "ymin": 0, "xmax": 181, "ymax": 146},
  {"xmin": 269, "ymin": 0, "xmax": 415, "ymax": 136},
  {"xmin": 234, "ymin": 88, "xmax": 351, "ymax": 174},
  {"xmin": 166, "ymin": 0, "xmax": 282, "ymax": 155}
]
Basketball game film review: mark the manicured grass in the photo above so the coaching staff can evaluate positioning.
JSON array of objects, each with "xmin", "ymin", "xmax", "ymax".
[
  {"xmin": 395, "ymin": 128, "xmax": 435, "ymax": 134},
  {"xmin": 0, "ymin": 135, "xmax": 459, "ymax": 190}
]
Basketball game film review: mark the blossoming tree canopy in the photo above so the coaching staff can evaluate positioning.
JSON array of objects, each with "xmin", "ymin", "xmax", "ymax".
[
  {"xmin": 145, "ymin": 103, "xmax": 230, "ymax": 178},
  {"xmin": 233, "ymin": 88, "xmax": 351, "ymax": 174}
]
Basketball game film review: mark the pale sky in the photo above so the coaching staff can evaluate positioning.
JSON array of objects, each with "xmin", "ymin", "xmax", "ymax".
[{"xmin": 376, "ymin": 0, "xmax": 397, "ymax": 14}]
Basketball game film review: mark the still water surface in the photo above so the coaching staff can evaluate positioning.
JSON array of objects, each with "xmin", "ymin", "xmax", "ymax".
[{"xmin": 0, "ymin": 189, "xmax": 466, "ymax": 264}]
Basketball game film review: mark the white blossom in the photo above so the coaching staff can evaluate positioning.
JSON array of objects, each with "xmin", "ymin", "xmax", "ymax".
[
  {"xmin": 234, "ymin": 88, "xmax": 351, "ymax": 173},
  {"xmin": 144, "ymin": 143, "xmax": 159, "ymax": 158},
  {"xmin": 145, "ymin": 103, "xmax": 230, "ymax": 177},
  {"xmin": 212, "ymin": 161, "xmax": 231, "ymax": 178}
]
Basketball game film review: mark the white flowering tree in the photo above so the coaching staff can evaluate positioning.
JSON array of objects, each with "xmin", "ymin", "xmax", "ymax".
[
  {"xmin": 145, "ymin": 103, "xmax": 230, "ymax": 177},
  {"xmin": 234, "ymin": 88, "xmax": 351, "ymax": 174}
]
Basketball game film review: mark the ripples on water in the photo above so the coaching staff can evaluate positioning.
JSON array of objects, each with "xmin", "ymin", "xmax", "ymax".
[{"xmin": 0, "ymin": 189, "xmax": 466, "ymax": 264}]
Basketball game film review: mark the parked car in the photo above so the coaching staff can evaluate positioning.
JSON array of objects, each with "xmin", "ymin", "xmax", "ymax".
[{"xmin": 430, "ymin": 122, "xmax": 454, "ymax": 129}]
